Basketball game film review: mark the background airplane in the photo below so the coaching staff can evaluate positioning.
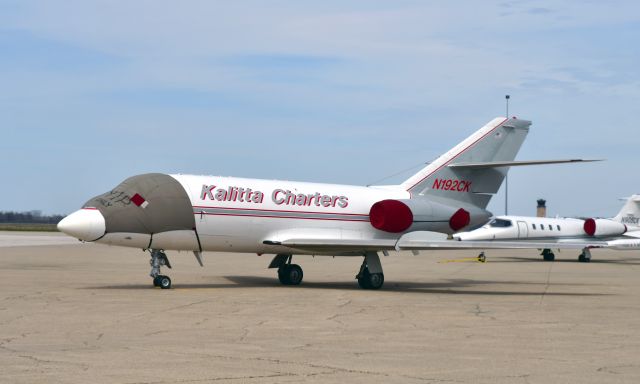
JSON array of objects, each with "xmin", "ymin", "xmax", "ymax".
[
  {"xmin": 454, "ymin": 195, "xmax": 640, "ymax": 262},
  {"xmin": 58, "ymin": 117, "xmax": 597, "ymax": 289}
]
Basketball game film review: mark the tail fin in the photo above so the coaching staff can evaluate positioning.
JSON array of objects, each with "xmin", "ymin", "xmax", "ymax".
[
  {"xmin": 613, "ymin": 195, "xmax": 640, "ymax": 228},
  {"xmin": 400, "ymin": 117, "xmax": 531, "ymax": 209}
]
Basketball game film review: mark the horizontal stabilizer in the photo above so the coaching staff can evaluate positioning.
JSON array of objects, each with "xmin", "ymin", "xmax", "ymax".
[
  {"xmin": 618, "ymin": 195, "xmax": 640, "ymax": 202},
  {"xmin": 448, "ymin": 159, "xmax": 602, "ymax": 169}
]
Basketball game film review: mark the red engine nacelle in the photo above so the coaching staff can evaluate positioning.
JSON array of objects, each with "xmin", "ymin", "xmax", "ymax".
[
  {"xmin": 369, "ymin": 200, "xmax": 414, "ymax": 233},
  {"xmin": 583, "ymin": 218, "xmax": 627, "ymax": 237},
  {"xmin": 369, "ymin": 199, "xmax": 474, "ymax": 234}
]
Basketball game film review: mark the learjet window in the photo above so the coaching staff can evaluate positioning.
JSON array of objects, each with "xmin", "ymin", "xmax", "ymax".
[
  {"xmin": 532, "ymin": 224, "xmax": 536, "ymax": 230},
  {"xmin": 548, "ymin": 224, "xmax": 552, "ymax": 230},
  {"xmin": 557, "ymin": 225, "xmax": 561, "ymax": 231},
  {"xmin": 489, "ymin": 219, "xmax": 512, "ymax": 228},
  {"xmin": 540, "ymin": 224, "xmax": 544, "ymax": 230}
]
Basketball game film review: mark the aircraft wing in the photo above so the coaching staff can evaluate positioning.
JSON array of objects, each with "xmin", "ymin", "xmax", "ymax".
[
  {"xmin": 270, "ymin": 238, "xmax": 398, "ymax": 253},
  {"xmin": 396, "ymin": 239, "xmax": 607, "ymax": 251},
  {"xmin": 622, "ymin": 231, "xmax": 640, "ymax": 239},
  {"xmin": 268, "ymin": 232, "xmax": 608, "ymax": 254}
]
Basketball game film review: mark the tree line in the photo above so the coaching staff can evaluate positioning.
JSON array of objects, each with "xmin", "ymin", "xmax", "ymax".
[{"xmin": 0, "ymin": 211, "xmax": 65, "ymax": 224}]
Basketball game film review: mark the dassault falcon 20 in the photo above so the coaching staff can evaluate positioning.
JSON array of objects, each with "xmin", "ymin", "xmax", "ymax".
[{"xmin": 58, "ymin": 117, "xmax": 597, "ymax": 290}]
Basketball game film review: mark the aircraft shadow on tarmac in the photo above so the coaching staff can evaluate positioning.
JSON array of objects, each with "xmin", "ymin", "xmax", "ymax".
[
  {"xmin": 88, "ymin": 276, "xmax": 609, "ymax": 296},
  {"xmin": 489, "ymin": 256, "xmax": 640, "ymax": 265}
]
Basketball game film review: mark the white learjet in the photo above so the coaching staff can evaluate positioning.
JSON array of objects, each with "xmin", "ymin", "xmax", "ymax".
[{"xmin": 454, "ymin": 195, "xmax": 640, "ymax": 262}]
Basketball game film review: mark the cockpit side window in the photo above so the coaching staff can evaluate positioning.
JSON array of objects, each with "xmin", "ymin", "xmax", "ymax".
[{"xmin": 489, "ymin": 218, "xmax": 512, "ymax": 228}]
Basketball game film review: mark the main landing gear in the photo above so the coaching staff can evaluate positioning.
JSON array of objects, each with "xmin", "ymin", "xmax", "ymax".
[
  {"xmin": 269, "ymin": 254, "xmax": 303, "ymax": 285},
  {"xmin": 268, "ymin": 252, "xmax": 386, "ymax": 289},
  {"xmin": 578, "ymin": 248, "xmax": 592, "ymax": 263},
  {"xmin": 356, "ymin": 252, "xmax": 384, "ymax": 290},
  {"xmin": 541, "ymin": 248, "xmax": 555, "ymax": 261},
  {"xmin": 150, "ymin": 249, "xmax": 172, "ymax": 289}
]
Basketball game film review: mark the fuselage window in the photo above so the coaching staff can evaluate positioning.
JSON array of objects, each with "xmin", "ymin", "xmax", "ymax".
[
  {"xmin": 489, "ymin": 218, "xmax": 512, "ymax": 228},
  {"xmin": 540, "ymin": 224, "xmax": 544, "ymax": 230},
  {"xmin": 532, "ymin": 224, "xmax": 536, "ymax": 230},
  {"xmin": 548, "ymin": 224, "xmax": 553, "ymax": 230},
  {"xmin": 557, "ymin": 225, "xmax": 561, "ymax": 231}
]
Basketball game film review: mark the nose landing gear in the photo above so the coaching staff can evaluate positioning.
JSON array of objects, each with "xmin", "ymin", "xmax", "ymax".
[{"xmin": 150, "ymin": 249, "xmax": 172, "ymax": 289}]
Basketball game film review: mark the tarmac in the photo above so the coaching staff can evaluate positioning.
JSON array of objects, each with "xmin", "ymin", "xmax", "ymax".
[{"xmin": 1, "ymin": 231, "xmax": 640, "ymax": 383}]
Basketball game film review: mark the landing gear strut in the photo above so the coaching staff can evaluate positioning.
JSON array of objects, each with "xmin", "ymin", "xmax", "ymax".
[
  {"xmin": 269, "ymin": 254, "xmax": 303, "ymax": 285},
  {"xmin": 150, "ymin": 249, "xmax": 172, "ymax": 289},
  {"xmin": 578, "ymin": 248, "xmax": 592, "ymax": 263},
  {"xmin": 541, "ymin": 248, "xmax": 555, "ymax": 261},
  {"xmin": 356, "ymin": 252, "xmax": 384, "ymax": 290}
]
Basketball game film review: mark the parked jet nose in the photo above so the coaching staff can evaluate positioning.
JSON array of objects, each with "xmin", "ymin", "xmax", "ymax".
[{"xmin": 57, "ymin": 208, "xmax": 106, "ymax": 241}]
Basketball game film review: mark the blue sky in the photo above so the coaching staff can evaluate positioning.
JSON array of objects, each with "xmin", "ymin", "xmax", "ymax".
[{"xmin": 1, "ymin": 1, "xmax": 639, "ymax": 217}]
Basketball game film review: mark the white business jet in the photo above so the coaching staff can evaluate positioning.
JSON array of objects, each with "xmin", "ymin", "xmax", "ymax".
[
  {"xmin": 58, "ymin": 117, "xmax": 596, "ymax": 289},
  {"xmin": 455, "ymin": 195, "xmax": 640, "ymax": 262}
]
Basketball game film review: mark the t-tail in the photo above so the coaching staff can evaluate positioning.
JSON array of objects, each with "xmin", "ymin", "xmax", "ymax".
[
  {"xmin": 612, "ymin": 195, "xmax": 640, "ymax": 230},
  {"xmin": 400, "ymin": 117, "xmax": 531, "ymax": 209}
]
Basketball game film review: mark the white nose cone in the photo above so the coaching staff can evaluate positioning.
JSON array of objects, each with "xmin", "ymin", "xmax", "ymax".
[{"xmin": 58, "ymin": 208, "xmax": 106, "ymax": 241}]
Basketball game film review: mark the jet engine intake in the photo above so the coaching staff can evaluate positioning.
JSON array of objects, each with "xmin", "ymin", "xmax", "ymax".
[{"xmin": 583, "ymin": 218, "xmax": 627, "ymax": 237}]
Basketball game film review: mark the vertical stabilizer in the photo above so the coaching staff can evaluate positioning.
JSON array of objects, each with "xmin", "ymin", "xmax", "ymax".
[
  {"xmin": 400, "ymin": 117, "xmax": 531, "ymax": 209},
  {"xmin": 613, "ymin": 195, "xmax": 640, "ymax": 229}
]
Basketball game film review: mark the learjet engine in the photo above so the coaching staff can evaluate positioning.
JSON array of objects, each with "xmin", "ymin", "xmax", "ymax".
[{"xmin": 583, "ymin": 218, "xmax": 627, "ymax": 237}]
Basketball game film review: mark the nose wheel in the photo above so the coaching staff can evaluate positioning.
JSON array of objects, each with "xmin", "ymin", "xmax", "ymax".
[
  {"xmin": 153, "ymin": 275, "xmax": 172, "ymax": 289},
  {"xmin": 150, "ymin": 249, "xmax": 172, "ymax": 289}
]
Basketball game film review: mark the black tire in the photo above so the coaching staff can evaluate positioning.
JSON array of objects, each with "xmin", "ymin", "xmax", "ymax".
[
  {"xmin": 357, "ymin": 268, "xmax": 384, "ymax": 290},
  {"xmin": 278, "ymin": 266, "xmax": 290, "ymax": 285},
  {"xmin": 357, "ymin": 269, "xmax": 371, "ymax": 289},
  {"xmin": 286, "ymin": 264, "xmax": 303, "ymax": 285},
  {"xmin": 152, "ymin": 276, "xmax": 161, "ymax": 287},
  {"xmin": 578, "ymin": 254, "xmax": 590, "ymax": 263},
  {"xmin": 368, "ymin": 273, "xmax": 384, "ymax": 290},
  {"xmin": 543, "ymin": 253, "xmax": 555, "ymax": 261},
  {"xmin": 278, "ymin": 265, "xmax": 303, "ymax": 285},
  {"xmin": 158, "ymin": 275, "xmax": 172, "ymax": 289}
]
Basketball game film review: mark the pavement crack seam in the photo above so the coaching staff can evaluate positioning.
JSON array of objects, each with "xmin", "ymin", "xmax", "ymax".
[{"xmin": 539, "ymin": 262, "xmax": 554, "ymax": 305}]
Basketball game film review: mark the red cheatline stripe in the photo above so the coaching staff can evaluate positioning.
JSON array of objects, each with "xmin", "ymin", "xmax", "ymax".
[
  {"xmin": 192, "ymin": 205, "xmax": 369, "ymax": 216},
  {"xmin": 406, "ymin": 118, "xmax": 508, "ymax": 192},
  {"xmin": 195, "ymin": 211, "xmax": 369, "ymax": 222}
]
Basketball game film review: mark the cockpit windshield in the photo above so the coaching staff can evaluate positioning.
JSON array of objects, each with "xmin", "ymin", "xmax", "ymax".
[{"xmin": 489, "ymin": 218, "xmax": 512, "ymax": 228}]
